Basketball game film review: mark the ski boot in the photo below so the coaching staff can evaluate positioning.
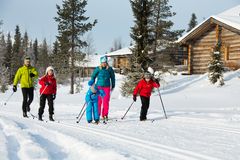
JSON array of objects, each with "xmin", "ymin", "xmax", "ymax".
[
  {"xmin": 49, "ymin": 115, "xmax": 55, "ymax": 121},
  {"xmin": 23, "ymin": 112, "xmax": 28, "ymax": 118},
  {"xmin": 38, "ymin": 114, "xmax": 43, "ymax": 121}
]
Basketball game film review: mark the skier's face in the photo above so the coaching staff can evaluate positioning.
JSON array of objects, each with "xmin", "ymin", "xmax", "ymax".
[
  {"xmin": 145, "ymin": 78, "xmax": 150, "ymax": 82},
  {"xmin": 48, "ymin": 70, "xmax": 53, "ymax": 76},
  {"xmin": 101, "ymin": 62, "xmax": 107, "ymax": 67},
  {"xmin": 24, "ymin": 59, "xmax": 30, "ymax": 66}
]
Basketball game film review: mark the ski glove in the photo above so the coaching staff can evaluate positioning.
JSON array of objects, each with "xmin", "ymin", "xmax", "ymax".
[
  {"xmin": 90, "ymin": 93, "xmax": 97, "ymax": 100},
  {"xmin": 13, "ymin": 85, "xmax": 17, "ymax": 92},
  {"xmin": 30, "ymin": 73, "xmax": 35, "ymax": 78},
  {"xmin": 52, "ymin": 94, "xmax": 56, "ymax": 100},
  {"xmin": 44, "ymin": 82, "xmax": 50, "ymax": 86},
  {"xmin": 154, "ymin": 79, "xmax": 159, "ymax": 84},
  {"xmin": 133, "ymin": 95, "xmax": 137, "ymax": 102}
]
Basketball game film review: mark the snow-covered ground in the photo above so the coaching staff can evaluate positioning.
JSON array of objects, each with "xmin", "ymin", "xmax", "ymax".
[{"xmin": 1, "ymin": 71, "xmax": 240, "ymax": 160}]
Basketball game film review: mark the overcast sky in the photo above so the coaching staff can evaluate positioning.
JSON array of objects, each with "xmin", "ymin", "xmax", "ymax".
[{"xmin": 0, "ymin": 0, "xmax": 239, "ymax": 54}]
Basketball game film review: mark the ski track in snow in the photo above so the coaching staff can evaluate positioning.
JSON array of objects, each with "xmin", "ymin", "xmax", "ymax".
[
  {"xmin": 58, "ymin": 122, "xmax": 221, "ymax": 160},
  {"xmin": 0, "ymin": 112, "xmax": 221, "ymax": 160},
  {"xmin": 0, "ymin": 117, "xmax": 49, "ymax": 160},
  {"xmin": 0, "ymin": 114, "xmax": 133, "ymax": 160},
  {"xmin": 170, "ymin": 116, "xmax": 240, "ymax": 135},
  {"xmin": 159, "ymin": 74, "xmax": 208, "ymax": 94}
]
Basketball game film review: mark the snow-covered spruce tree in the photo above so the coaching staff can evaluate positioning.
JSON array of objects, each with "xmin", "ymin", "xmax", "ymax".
[
  {"xmin": 4, "ymin": 33, "xmax": 13, "ymax": 83},
  {"xmin": 121, "ymin": 0, "xmax": 153, "ymax": 96},
  {"xmin": 121, "ymin": 55, "xmax": 144, "ymax": 97},
  {"xmin": 187, "ymin": 13, "xmax": 197, "ymax": 32},
  {"xmin": 55, "ymin": 0, "xmax": 97, "ymax": 94},
  {"xmin": 0, "ymin": 33, "xmax": 9, "ymax": 92},
  {"xmin": 0, "ymin": 65, "xmax": 9, "ymax": 93},
  {"xmin": 208, "ymin": 36, "xmax": 224, "ymax": 86}
]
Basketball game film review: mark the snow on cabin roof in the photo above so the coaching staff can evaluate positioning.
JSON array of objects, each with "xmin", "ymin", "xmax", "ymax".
[
  {"xmin": 178, "ymin": 5, "xmax": 240, "ymax": 43},
  {"xmin": 77, "ymin": 54, "xmax": 102, "ymax": 68},
  {"xmin": 105, "ymin": 47, "xmax": 132, "ymax": 57}
]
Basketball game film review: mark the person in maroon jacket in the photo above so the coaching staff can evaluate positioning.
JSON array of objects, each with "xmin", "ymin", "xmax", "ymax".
[
  {"xmin": 38, "ymin": 66, "xmax": 57, "ymax": 121},
  {"xmin": 133, "ymin": 72, "xmax": 160, "ymax": 121}
]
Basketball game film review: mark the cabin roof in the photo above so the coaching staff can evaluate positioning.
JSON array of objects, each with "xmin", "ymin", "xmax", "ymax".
[{"xmin": 178, "ymin": 5, "xmax": 240, "ymax": 44}]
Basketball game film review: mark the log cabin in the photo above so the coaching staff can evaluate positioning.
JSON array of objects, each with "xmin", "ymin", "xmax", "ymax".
[
  {"xmin": 105, "ymin": 47, "xmax": 132, "ymax": 73},
  {"xmin": 178, "ymin": 5, "xmax": 240, "ymax": 74}
]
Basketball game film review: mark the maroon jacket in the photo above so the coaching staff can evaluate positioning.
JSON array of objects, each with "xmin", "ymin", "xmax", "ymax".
[
  {"xmin": 39, "ymin": 75, "xmax": 57, "ymax": 95},
  {"xmin": 133, "ymin": 79, "xmax": 160, "ymax": 97}
]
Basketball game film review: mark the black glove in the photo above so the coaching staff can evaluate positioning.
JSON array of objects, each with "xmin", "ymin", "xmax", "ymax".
[
  {"xmin": 13, "ymin": 85, "xmax": 17, "ymax": 92},
  {"xmin": 133, "ymin": 95, "xmax": 137, "ymax": 102},
  {"xmin": 154, "ymin": 78, "xmax": 159, "ymax": 84},
  {"xmin": 30, "ymin": 73, "xmax": 35, "ymax": 78},
  {"xmin": 52, "ymin": 94, "xmax": 56, "ymax": 100},
  {"xmin": 44, "ymin": 82, "xmax": 50, "ymax": 86}
]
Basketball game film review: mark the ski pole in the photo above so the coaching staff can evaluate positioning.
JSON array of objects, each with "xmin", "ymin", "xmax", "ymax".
[
  {"xmin": 157, "ymin": 88, "xmax": 167, "ymax": 119},
  {"xmin": 76, "ymin": 106, "xmax": 86, "ymax": 123},
  {"xmin": 76, "ymin": 102, "xmax": 87, "ymax": 119},
  {"xmin": 121, "ymin": 101, "xmax": 135, "ymax": 120},
  {"xmin": 2, "ymin": 92, "xmax": 15, "ymax": 107},
  {"xmin": 40, "ymin": 85, "xmax": 48, "ymax": 97}
]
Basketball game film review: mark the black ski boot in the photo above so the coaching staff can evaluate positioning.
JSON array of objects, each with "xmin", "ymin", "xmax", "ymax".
[
  {"xmin": 38, "ymin": 114, "xmax": 43, "ymax": 121},
  {"xmin": 49, "ymin": 115, "xmax": 55, "ymax": 121},
  {"xmin": 23, "ymin": 112, "xmax": 28, "ymax": 118}
]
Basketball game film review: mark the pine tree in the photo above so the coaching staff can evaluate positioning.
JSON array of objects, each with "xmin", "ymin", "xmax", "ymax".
[
  {"xmin": 55, "ymin": 0, "xmax": 97, "ymax": 94},
  {"xmin": 22, "ymin": 31, "xmax": 29, "ymax": 55},
  {"xmin": 129, "ymin": 0, "xmax": 153, "ymax": 71},
  {"xmin": 0, "ymin": 33, "xmax": 9, "ymax": 92},
  {"xmin": 4, "ymin": 32, "xmax": 13, "ymax": 83},
  {"xmin": 12, "ymin": 25, "xmax": 23, "ymax": 76},
  {"xmin": 32, "ymin": 39, "xmax": 38, "ymax": 66},
  {"xmin": 208, "ymin": 26, "xmax": 224, "ymax": 86},
  {"xmin": 121, "ymin": 55, "xmax": 144, "ymax": 96},
  {"xmin": 37, "ymin": 39, "xmax": 49, "ymax": 76},
  {"xmin": 121, "ymin": 0, "xmax": 153, "ymax": 96},
  {"xmin": 150, "ymin": 0, "xmax": 184, "ymax": 71},
  {"xmin": 187, "ymin": 13, "xmax": 197, "ymax": 32},
  {"xmin": 51, "ymin": 36, "xmax": 71, "ymax": 84}
]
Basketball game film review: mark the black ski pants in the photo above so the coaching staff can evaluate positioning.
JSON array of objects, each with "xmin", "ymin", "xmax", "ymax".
[
  {"xmin": 39, "ymin": 94, "xmax": 54, "ymax": 116},
  {"xmin": 140, "ymin": 96, "xmax": 150, "ymax": 120},
  {"xmin": 21, "ymin": 87, "xmax": 34, "ymax": 113}
]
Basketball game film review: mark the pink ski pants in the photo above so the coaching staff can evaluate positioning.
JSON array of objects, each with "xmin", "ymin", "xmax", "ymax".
[{"xmin": 97, "ymin": 86, "xmax": 110, "ymax": 118}]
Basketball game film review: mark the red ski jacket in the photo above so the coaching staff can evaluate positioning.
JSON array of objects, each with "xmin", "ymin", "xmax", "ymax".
[
  {"xmin": 133, "ymin": 79, "xmax": 160, "ymax": 97},
  {"xmin": 39, "ymin": 75, "xmax": 57, "ymax": 95}
]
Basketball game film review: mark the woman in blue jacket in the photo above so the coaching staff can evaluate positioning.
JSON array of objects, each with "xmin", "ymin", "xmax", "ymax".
[{"xmin": 91, "ymin": 56, "xmax": 115, "ymax": 121}]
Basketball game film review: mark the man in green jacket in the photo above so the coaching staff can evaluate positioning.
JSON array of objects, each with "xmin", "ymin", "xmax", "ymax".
[{"xmin": 13, "ymin": 56, "xmax": 38, "ymax": 118}]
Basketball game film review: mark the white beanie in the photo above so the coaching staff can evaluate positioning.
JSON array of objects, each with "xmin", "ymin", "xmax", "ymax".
[{"xmin": 46, "ymin": 66, "xmax": 54, "ymax": 75}]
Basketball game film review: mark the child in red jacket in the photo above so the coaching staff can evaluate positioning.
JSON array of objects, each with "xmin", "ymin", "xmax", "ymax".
[
  {"xmin": 38, "ymin": 66, "xmax": 57, "ymax": 121},
  {"xmin": 133, "ymin": 72, "xmax": 160, "ymax": 121}
]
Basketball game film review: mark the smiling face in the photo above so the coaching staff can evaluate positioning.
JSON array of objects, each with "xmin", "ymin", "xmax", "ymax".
[
  {"xmin": 101, "ymin": 62, "xmax": 107, "ymax": 67},
  {"xmin": 48, "ymin": 69, "xmax": 53, "ymax": 76},
  {"xmin": 24, "ymin": 59, "xmax": 31, "ymax": 66},
  {"xmin": 145, "ymin": 78, "xmax": 150, "ymax": 82}
]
